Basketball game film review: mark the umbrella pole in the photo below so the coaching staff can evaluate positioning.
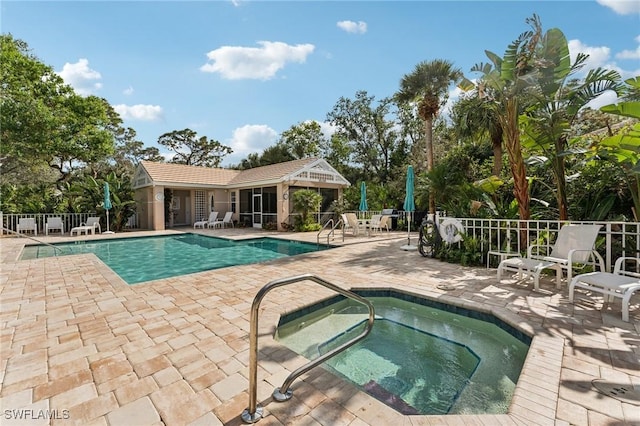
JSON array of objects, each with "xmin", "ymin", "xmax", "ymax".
[
  {"xmin": 401, "ymin": 211, "xmax": 417, "ymax": 251},
  {"xmin": 104, "ymin": 210, "xmax": 115, "ymax": 234}
]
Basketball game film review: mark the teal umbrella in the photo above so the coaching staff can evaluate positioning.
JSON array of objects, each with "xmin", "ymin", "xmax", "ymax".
[
  {"xmin": 401, "ymin": 166, "xmax": 417, "ymax": 250},
  {"xmin": 359, "ymin": 182, "xmax": 368, "ymax": 212},
  {"xmin": 103, "ymin": 182, "xmax": 114, "ymax": 234}
]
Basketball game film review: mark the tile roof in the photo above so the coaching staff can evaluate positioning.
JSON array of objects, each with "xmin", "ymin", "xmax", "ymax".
[
  {"xmin": 229, "ymin": 157, "xmax": 319, "ymax": 185},
  {"xmin": 139, "ymin": 157, "xmax": 322, "ymax": 187},
  {"xmin": 140, "ymin": 161, "xmax": 240, "ymax": 186}
]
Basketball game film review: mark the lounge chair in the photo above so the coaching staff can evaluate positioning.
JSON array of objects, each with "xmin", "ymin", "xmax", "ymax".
[
  {"xmin": 194, "ymin": 212, "xmax": 218, "ymax": 229},
  {"xmin": 497, "ymin": 224, "xmax": 604, "ymax": 291},
  {"xmin": 17, "ymin": 218, "xmax": 37, "ymax": 236},
  {"xmin": 569, "ymin": 257, "xmax": 640, "ymax": 322},
  {"xmin": 342, "ymin": 213, "xmax": 362, "ymax": 236},
  {"xmin": 212, "ymin": 211, "xmax": 234, "ymax": 228},
  {"xmin": 370, "ymin": 215, "xmax": 390, "ymax": 235},
  {"xmin": 82, "ymin": 217, "xmax": 102, "ymax": 233},
  {"xmin": 45, "ymin": 217, "xmax": 65, "ymax": 235}
]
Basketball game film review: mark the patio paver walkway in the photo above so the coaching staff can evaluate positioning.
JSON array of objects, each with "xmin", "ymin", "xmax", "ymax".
[{"xmin": 1, "ymin": 228, "xmax": 638, "ymax": 425}]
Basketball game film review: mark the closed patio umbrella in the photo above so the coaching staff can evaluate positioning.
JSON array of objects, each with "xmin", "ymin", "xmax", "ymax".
[
  {"xmin": 103, "ymin": 182, "xmax": 114, "ymax": 234},
  {"xmin": 401, "ymin": 166, "xmax": 417, "ymax": 251},
  {"xmin": 359, "ymin": 181, "xmax": 368, "ymax": 212}
]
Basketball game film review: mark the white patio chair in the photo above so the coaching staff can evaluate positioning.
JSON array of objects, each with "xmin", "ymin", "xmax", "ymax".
[
  {"xmin": 17, "ymin": 218, "xmax": 37, "ymax": 236},
  {"xmin": 45, "ymin": 217, "xmax": 65, "ymax": 235},
  {"xmin": 497, "ymin": 224, "xmax": 604, "ymax": 291},
  {"xmin": 570, "ymin": 257, "xmax": 640, "ymax": 322},
  {"xmin": 82, "ymin": 217, "xmax": 101, "ymax": 233},
  {"xmin": 369, "ymin": 215, "xmax": 390, "ymax": 235},
  {"xmin": 203, "ymin": 211, "xmax": 220, "ymax": 228},
  {"xmin": 212, "ymin": 211, "xmax": 234, "ymax": 228},
  {"xmin": 194, "ymin": 211, "xmax": 218, "ymax": 229}
]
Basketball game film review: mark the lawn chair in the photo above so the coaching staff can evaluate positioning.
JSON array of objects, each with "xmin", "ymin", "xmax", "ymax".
[
  {"xmin": 570, "ymin": 256, "xmax": 640, "ymax": 322},
  {"xmin": 82, "ymin": 217, "xmax": 102, "ymax": 233},
  {"xmin": 45, "ymin": 217, "xmax": 65, "ymax": 235},
  {"xmin": 212, "ymin": 212, "xmax": 234, "ymax": 228},
  {"xmin": 497, "ymin": 224, "xmax": 604, "ymax": 291},
  {"xmin": 194, "ymin": 211, "xmax": 218, "ymax": 229},
  {"xmin": 17, "ymin": 218, "xmax": 38, "ymax": 236}
]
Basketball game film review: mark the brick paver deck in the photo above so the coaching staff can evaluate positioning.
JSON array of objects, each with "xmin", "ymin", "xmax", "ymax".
[{"xmin": 1, "ymin": 228, "xmax": 638, "ymax": 425}]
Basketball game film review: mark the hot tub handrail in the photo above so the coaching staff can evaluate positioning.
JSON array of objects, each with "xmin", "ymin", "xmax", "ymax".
[{"xmin": 241, "ymin": 273, "xmax": 375, "ymax": 424}]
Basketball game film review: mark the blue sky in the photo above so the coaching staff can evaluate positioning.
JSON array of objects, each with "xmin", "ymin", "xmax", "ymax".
[{"xmin": 3, "ymin": 1, "xmax": 639, "ymax": 166}]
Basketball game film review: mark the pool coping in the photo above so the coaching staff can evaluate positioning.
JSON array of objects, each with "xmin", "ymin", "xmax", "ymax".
[{"xmin": 269, "ymin": 285, "xmax": 563, "ymax": 423}]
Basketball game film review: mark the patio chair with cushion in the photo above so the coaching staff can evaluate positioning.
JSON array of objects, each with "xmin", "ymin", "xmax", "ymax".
[
  {"xmin": 497, "ymin": 224, "xmax": 604, "ymax": 291},
  {"xmin": 17, "ymin": 218, "xmax": 37, "ymax": 236},
  {"xmin": 45, "ymin": 217, "xmax": 65, "ymax": 235},
  {"xmin": 569, "ymin": 256, "xmax": 640, "ymax": 322}
]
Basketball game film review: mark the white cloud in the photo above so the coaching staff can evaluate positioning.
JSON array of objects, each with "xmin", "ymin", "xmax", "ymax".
[
  {"xmin": 318, "ymin": 121, "xmax": 337, "ymax": 139},
  {"xmin": 616, "ymin": 35, "xmax": 640, "ymax": 59},
  {"xmin": 227, "ymin": 124, "xmax": 278, "ymax": 159},
  {"xmin": 569, "ymin": 38, "xmax": 640, "ymax": 79},
  {"xmin": 200, "ymin": 41, "xmax": 315, "ymax": 80},
  {"xmin": 123, "ymin": 86, "xmax": 134, "ymax": 96},
  {"xmin": 585, "ymin": 90, "xmax": 620, "ymax": 110},
  {"xmin": 337, "ymin": 20, "xmax": 367, "ymax": 34},
  {"xmin": 617, "ymin": 46, "xmax": 640, "ymax": 59},
  {"xmin": 568, "ymin": 39, "xmax": 612, "ymax": 70},
  {"xmin": 596, "ymin": 0, "xmax": 640, "ymax": 15},
  {"xmin": 57, "ymin": 58, "xmax": 102, "ymax": 96},
  {"xmin": 113, "ymin": 104, "xmax": 163, "ymax": 121}
]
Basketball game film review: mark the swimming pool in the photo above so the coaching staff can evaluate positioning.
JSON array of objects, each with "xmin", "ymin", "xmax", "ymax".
[
  {"xmin": 275, "ymin": 289, "xmax": 530, "ymax": 415},
  {"xmin": 20, "ymin": 234, "xmax": 330, "ymax": 284}
]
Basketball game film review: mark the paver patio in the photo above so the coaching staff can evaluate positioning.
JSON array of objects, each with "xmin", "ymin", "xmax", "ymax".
[{"xmin": 0, "ymin": 228, "xmax": 638, "ymax": 425}]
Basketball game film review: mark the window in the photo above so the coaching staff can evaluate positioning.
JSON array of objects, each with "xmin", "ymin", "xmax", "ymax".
[
  {"xmin": 195, "ymin": 190, "xmax": 206, "ymax": 221},
  {"xmin": 231, "ymin": 191, "xmax": 237, "ymax": 213}
]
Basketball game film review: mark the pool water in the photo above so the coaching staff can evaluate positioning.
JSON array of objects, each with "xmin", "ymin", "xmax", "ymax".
[
  {"xmin": 20, "ymin": 234, "xmax": 330, "ymax": 284},
  {"xmin": 275, "ymin": 291, "xmax": 530, "ymax": 415}
]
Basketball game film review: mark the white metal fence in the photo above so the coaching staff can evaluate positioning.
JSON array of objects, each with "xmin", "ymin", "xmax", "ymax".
[
  {"xmin": 1, "ymin": 212, "xmax": 140, "ymax": 235},
  {"xmin": 439, "ymin": 217, "xmax": 640, "ymax": 272}
]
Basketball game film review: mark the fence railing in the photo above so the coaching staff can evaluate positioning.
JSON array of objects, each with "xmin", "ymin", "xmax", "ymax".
[
  {"xmin": 1, "ymin": 212, "xmax": 140, "ymax": 236},
  {"xmin": 442, "ymin": 217, "xmax": 639, "ymax": 272}
]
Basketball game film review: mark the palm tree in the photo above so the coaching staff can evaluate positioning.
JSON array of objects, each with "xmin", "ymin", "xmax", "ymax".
[
  {"xmin": 452, "ymin": 95, "xmax": 504, "ymax": 177},
  {"xmin": 396, "ymin": 59, "xmax": 462, "ymax": 214},
  {"xmin": 459, "ymin": 15, "xmax": 545, "ymax": 222}
]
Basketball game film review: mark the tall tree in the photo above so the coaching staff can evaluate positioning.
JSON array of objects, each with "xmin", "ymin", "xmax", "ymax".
[
  {"xmin": 326, "ymin": 90, "xmax": 402, "ymax": 186},
  {"xmin": 396, "ymin": 59, "xmax": 462, "ymax": 214},
  {"xmin": 157, "ymin": 128, "xmax": 232, "ymax": 167},
  {"xmin": 519, "ymin": 27, "xmax": 621, "ymax": 219},
  {"xmin": 452, "ymin": 95, "xmax": 504, "ymax": 177},
  {"xmin": 459, "ymin": 15, "xmax": 545, "ymax": 221},
  {"xmin": 278, "ymin": 121, "xmax": 324, "ymax": 159}
]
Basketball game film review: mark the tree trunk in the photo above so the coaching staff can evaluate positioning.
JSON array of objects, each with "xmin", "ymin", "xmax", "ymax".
[
  {"xmin": 425, "ymin": 116, "xmax": 436, "ymax": 214},
  {"xmin": 502, "ymin": 99, "xmax": 530, "ymax": 227},
  {"xmin": 491, "ymin": 127, "xmax": 503, "ymax": 177},
  {"xmin": 554, "ymin": 137, "xmax": 568, "ymax": 220}
]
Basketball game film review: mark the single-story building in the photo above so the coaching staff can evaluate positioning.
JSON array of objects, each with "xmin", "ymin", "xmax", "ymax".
[{"xmin": 133, "ymin": 157, "xmax": 350, "ymax": 231}]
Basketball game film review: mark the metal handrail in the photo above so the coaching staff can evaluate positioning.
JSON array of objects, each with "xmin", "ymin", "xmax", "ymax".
[
  {"xmin": 316, "ymin": 218, "xmax": 334, "ymax": 247},
  {"xmin": 2, "ymin": 227, "xmax": 66, "ymax": 255},
  {"xmin": 241, "ymin": 274, "xmax": 375, "ymax": 424}
]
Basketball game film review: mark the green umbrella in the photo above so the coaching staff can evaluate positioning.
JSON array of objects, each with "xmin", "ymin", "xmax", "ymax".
[
  {"xmin": 401, "ymin": 166, "xmax": 417, "ymax": 250},
  {"xmin": 359, "ymin": 182, "xmax": 368, "ymax": 212},
  {"xmin": 103, "ymin": 182, "xmax": 114, "ymax": 234}
]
